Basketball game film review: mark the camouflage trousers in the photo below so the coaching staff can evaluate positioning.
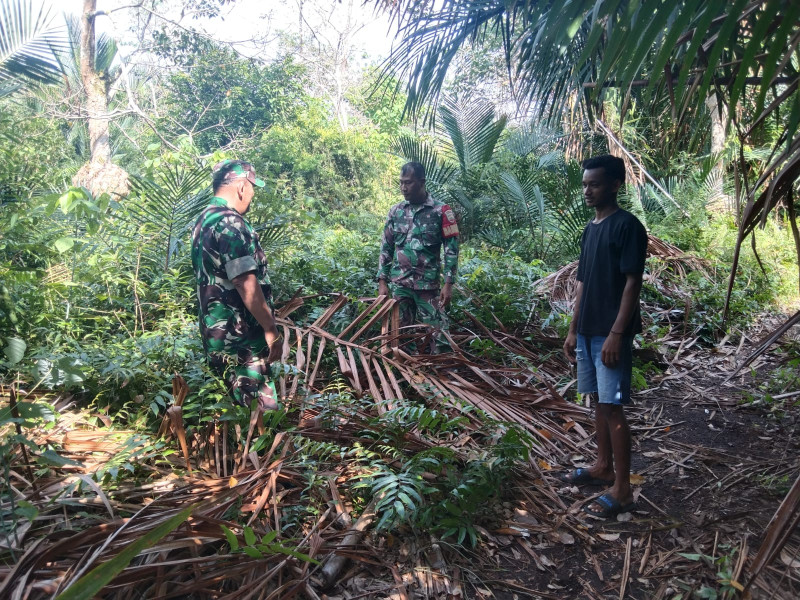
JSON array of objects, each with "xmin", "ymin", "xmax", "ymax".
[
  {"xmin": 392, "ymin": 286, "xmax": 451, "ymax": 354},
  {"xmin": 208, "ymin": 351, "xmax": 278, "ymax": 412}
]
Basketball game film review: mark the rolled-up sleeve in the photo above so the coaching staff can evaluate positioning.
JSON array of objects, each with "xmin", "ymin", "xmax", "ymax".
[
  {"xmin": 218, "ymin": 217, "xmax": 257, "ymax": 280},
  {"xmin": 225, "ymin": 255, "xmax": 258, "ymax": 280}
]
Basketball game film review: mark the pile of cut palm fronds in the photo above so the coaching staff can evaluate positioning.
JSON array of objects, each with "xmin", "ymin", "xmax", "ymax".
[
  {"xmin": 0, "ymin": 292, "xmax": 597, "ymax": 598},
  {"xmin": 534, "ymin": 234, "xmax": 711, "ymax": 310},
  {"xmin": 274, "ymin": 292, "xmax": 590, "ymax": 460},
  {"xmin": 3, "ymin": 281, "xmax": 799, "ymax": 598}
]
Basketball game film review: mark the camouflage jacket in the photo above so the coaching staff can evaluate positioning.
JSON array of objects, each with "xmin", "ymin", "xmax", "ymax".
[
  {"xmin": 378, "ymin": 194, "xmax": 459, "ymax": 290},
  {"xmin": 191, "ymin": 197, "xmax": 272, "ymax": 361}
]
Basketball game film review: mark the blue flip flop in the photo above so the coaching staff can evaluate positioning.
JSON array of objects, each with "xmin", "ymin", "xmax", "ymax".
[
  {"xmin": 559, "ymin": 468, "xmax": 615, "ymax": 487},
  {"xmin": 583, "ymin": 493, "xmax": 636, "ymax": 518}
]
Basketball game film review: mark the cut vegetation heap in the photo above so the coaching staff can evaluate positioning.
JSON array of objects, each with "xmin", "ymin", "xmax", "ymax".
[{"xmin": 2, "ymin": 236, "xmax": 798, "ymax": 598}]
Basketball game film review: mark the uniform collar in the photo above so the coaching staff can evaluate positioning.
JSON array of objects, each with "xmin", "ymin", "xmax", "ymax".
[
  {"xmin": 210, "ymin": 196, "xmax": 229, "ymax": 207},
  {"xmin": 405, "ymin": 193, "xmax": 434, "ymax": 209}
]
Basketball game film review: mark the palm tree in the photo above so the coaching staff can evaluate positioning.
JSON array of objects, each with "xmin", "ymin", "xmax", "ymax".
[
  {"xmin": 0, "ymin": 0, "xmax": 64, "ymax": 96},
  {"xmin": 47, "ymin": 14, "xmax": 130, "ymax": 163},
  {"xmin": 375, "ymin": 0, "xmax": 800, "ymax": 312}
]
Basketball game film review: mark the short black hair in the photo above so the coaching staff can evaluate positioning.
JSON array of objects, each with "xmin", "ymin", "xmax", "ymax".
[
  {"xmin": 582, "ymin": 155, "xmax": 625, "ymax": 185},
  {"xmin": 212, "ymin": 160, "xmax": 247, "ymax": 193},
  {"xmin": 401, "ymin": 161, "xmax": 425, "ymax": 181}
]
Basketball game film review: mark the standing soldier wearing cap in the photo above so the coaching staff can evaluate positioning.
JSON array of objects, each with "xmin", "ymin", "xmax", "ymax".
[
  {"xmin": 378, "ymin": 161, "xmax": 459, "ymax": 353},
  {"xmin": 191, "ymin": 159, "xmax": 282, "ymax": 413}
]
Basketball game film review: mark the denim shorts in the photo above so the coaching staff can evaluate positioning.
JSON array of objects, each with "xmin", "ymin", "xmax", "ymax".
[{"xmin": 576, "ymin": 333, "xmax": 633, "ymax": 405}]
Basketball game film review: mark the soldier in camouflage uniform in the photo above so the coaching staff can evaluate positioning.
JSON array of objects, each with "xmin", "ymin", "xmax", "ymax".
[
  {"xmin": 378, "ymin": 162, "xmax": 459, "ymax": 353},
  {"xmin": 191, "ymin": 160, "xmax": 282, "ymax": 412}
]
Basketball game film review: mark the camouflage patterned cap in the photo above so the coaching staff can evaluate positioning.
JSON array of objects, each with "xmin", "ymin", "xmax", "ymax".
[{"xmin": 212, "ymin": 159, "xmax": 266, "ymax": 187}]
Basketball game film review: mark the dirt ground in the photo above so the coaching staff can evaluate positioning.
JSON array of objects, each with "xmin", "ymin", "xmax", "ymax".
[
  {"xmin": 459, "ymin": 340, "xmax": 800, "ymax": 599},
  {"xmin": 323, "ymin": 328, "xmax": 800, "ymax": 600}
]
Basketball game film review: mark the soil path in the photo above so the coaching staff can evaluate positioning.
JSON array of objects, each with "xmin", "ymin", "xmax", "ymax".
[{"xmin": 478, "ymin": 336, "xmax": 800, "ymax": 600}]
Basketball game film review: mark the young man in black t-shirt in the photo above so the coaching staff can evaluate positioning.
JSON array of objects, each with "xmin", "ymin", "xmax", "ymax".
[{"xmin": 562, "ymin": 155, "xmax": 648, "ymax": 518}]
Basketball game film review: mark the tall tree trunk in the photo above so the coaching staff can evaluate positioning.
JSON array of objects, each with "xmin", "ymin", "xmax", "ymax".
[
  {"xmin": 73, "ymin": 0, "xmax": 128, "ymax": 198},
  {"xmin": 81, "ymin": 0, "xmax": 110, "ymax": 165},
  {"xmin": 705, "ymin": 92, "xmax": 729, "ymax": 213}
]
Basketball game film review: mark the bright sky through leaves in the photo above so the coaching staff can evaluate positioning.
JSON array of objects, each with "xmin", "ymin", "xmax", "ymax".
[{"xmin": 58, "ymin": 0, "xmax": 395, "ymax": 63}]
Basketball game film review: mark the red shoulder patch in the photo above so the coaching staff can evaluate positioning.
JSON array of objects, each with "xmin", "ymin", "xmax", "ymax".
[{"xmin": 441, "ymin": 204, "xmax": 459, "ymax": 238}]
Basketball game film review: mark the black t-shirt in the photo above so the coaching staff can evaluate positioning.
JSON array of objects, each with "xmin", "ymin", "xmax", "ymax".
[{"xmin": 576, "ymin": 208, "xmax": 648, "ymax": 337}]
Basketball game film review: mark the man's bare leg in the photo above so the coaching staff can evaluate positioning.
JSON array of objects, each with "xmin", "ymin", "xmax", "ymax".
[
  {"xmin": 587, "ymin": 394, "xmax": 615, "ymax": 481},
  {"xmin": 587, "ymin": 403, "xmax": 633, "ymax": 511}
]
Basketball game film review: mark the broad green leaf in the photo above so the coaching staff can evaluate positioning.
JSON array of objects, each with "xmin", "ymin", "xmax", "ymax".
[
  {"xmin": 14, "ymin": 500, "xmax": 38, "ymax": 521},
  {"xmin": 467, "ymin": 527, "xmax": 478, "ymax": 547},
  {"xmin": 444, "ymin": 500, "xmax": 461, "ymax": 517},
  {"xmin": 54, "ymin": 504, "xmax": 195, "ymax": 600},
  {"xmin": 37, "ymin": 450, "xmax": 82, "ymax": 468},
  {"xmin": 261, "ymin": 530, "xmax": 277, "ymax": 545},
  {"xmin": 697, "ymin": 586, "xmax": 718, "ymax": 599},
  {"xmin": 54, "ymin": 237, "xmax": 75, "ymax": 254},
  {"xmin": 397, "ymin": 491, "xmax": 415, "ymax": 510},
  {"xmin": 243, "ymin": 526, "xmax": 257, "ymax": 547},
  {"xmin": 678, "ymin": 552, "xmax": 703, "ymax": 561},
  {"xmin": 36, "ymin": 357, "xmax": 85, "ymax": 389},
  {"xmin": 221, "ymin": 525, "xmax": 238, "ymax": 552},
  {"xmin": 59, "ymin": 189, "xmax": 84, "ymax": 214},
  {"xmin": 4, "ymin": 336, "xmax": 26, "ymax": 364},
  {"xmin": 242, "ymin": 546, "xmax": 263, "ymax": 559}
]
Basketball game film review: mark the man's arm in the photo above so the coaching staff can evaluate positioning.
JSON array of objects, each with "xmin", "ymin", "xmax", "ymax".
[
  {"xmin": 563, "ymin": 281, "xmax": 583, "ymax": 363},
  {"xmin": 440, "ymin": 234, "xmax": 459, "ymax": 306},
  {"xmin": 232, "ymin": 272, "xmax": 282, "ymax": 363},
  {"xmin": 600, "ymin": 273, "xmax": 643, "ymax": 368},
  {"xmin": 377, "ymin": 214, "xmax": 394, "ymax": 297}
]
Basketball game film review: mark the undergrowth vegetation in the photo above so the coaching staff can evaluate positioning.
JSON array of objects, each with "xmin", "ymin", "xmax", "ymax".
[{"xmin": 2, "ymin": 145, "xmax": 798, "ymax": 552}]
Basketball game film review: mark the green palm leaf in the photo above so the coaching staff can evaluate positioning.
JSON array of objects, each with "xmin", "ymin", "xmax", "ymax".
[
  {"xmin": 378, "ymin": 1, "xmax": 510, "ymax": 115},
  {"xmin": 503, "ymin": 123, "xmax": 560, "ymax": 158},
  {"xmin": 439, "ymin": 96, "xmax": 507, "ymax": 175},
  {"xmin": 121, "ymin": 164, "xmax": 212, "ymax": 272},
  {"xmin": 378, "ymin": 1, "xmax": 799, "ymax": 139},
  {"xmin": 253, "ymin": 217, "xmax": 292, "ymax": 256},
  {"xmin": 56, "ymin": 15, "xmax": 117, "ymax": 81},
  {"xmin": 0, "ymin": 0, "xmax": 64, "ymax": 91}
]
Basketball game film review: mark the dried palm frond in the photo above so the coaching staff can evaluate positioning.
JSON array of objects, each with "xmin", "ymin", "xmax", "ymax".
[
  {"xmin": 725, "ymin": 310, "xmax": 800, "ymax": 381},
  {"xmin": 534, "ymin": 234, "xmax": 711, "ymax": 310},
  {"xmin": 746, "ymin": 474, "xmax": 800, "ymax": 593},
  {"xmin": 2, "ymin": 289, "xmax": 602, "ymax": 597},
  {"xmin": 0, "ymin": 452, "xmax": 321, "ymax": 599}
]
